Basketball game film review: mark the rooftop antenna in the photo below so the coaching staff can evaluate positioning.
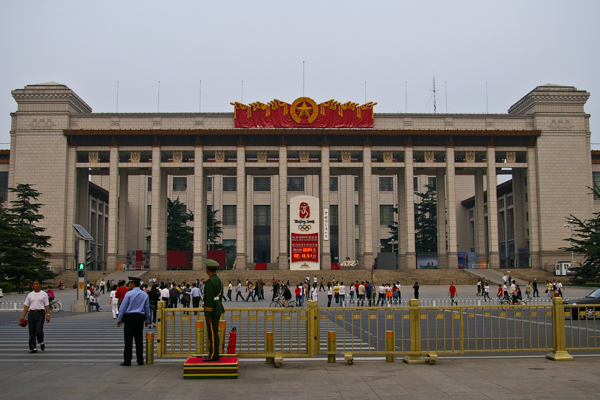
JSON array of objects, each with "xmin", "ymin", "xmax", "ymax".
[
  {"xmin": 116, "ymin": 81, "xmax": 119, "ymax": 113},
  {"xmin": 241, "ymin": 80, "xmax": 244, "ymax": 103},
  {"xmin": 431, "ymin": 76, "xmax": 438, "ymax": 114},
  {"xmin": 157, "ymin": 81, "xmax": 160, "ymax": 112}
]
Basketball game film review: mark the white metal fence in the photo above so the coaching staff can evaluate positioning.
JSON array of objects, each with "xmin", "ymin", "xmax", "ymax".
[{"xmin": 0, "ymin": 300, "xmax": 24, "ymax": 311}]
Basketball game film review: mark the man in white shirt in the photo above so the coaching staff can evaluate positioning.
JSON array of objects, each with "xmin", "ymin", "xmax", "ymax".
[
  {"xmin": 160, "ymin": 286, "xmax": 169, "ymax": 303},
  {"xmin": 338, "ymin": 283, "xmax": 346, "ymax": 307},
  {"xmin": 20, "ymin": 280, "xmax": 50, "ymax": 353}
]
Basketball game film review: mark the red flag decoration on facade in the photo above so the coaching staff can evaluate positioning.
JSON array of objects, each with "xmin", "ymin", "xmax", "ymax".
[{"xmin": 231, "ymin": 97, "xmax": 376, "ymax": 128}]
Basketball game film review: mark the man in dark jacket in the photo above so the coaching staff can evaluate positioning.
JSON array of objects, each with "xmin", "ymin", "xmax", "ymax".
[{"xmin": 203, "ymin": 259, "xmax": 224, "ymax": 362}]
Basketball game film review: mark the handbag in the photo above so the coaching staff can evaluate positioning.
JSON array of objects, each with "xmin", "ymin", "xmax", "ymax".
[{"xmin": 18, "ymin": 319, "xmax": 27, "ymax": 327}]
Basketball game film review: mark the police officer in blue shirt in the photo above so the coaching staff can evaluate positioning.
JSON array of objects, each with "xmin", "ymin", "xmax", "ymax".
[{"xmin": 117, "ymin": 277, "xmax": 151, "ymax": 366}]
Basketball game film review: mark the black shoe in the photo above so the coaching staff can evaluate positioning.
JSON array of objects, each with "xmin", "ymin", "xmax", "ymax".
[
  {"xmin": 137, "ymin": 361, "xmax": 144, "ymax": 365},
  {"xmin": 202, "ymin": 357, "xmax": 219, "ymax": 362},
  {"xmin": 120, "ymin": 362, "xmax": 131, "ymax": 366},
  {"xmin": 29, "ymin": 349, "xmax": 37, "ymax": 353},
  {"xmin": 40, "ymin": 343, "xmax": 45, "ymax": 351}
]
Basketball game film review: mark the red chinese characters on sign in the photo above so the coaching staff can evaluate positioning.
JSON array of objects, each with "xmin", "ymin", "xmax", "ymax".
[
  {"xmin": 231, "ymin": 97, "xmax": 376, "ymax": 128},
  {"xmin": 291, "ymin": 233, "xmax": 319, "ymax": 263}
]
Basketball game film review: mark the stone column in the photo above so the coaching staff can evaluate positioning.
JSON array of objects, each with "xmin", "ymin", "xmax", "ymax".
[
  {"xmin": 404, "ymin": 147, "xmax": 416, "ymax": 269},
  {"xmin": 436, "ymin": 168, "xmax": 447, "ymax": 268},
  {"xmin": 235, "ymin": 142, "xmax": 247, "ymax": 270},
  {"xmin": 106, "ymin": 146, "xmax": 119, "ymax": 270},
  {"xmin": 474, "ymin": 169, "xmax": 487, "ymax": 265},
  {"xmin": 158, "ymin": 169, "xmax": 168, "ymax": 269},
  {"xmin": 150, "ymin": 146, "xmax": 163, "ymax": 270},
  {"xmin": 359, "ymin": 144, "xmax": 374, "ymax": 269},
  {"xmin": 278, "ymin": 142, "xmax": 288, "ymax": 270},
  {"xmin": 64, "ymin": 145, "xmax": 78, "ymax": 271},
  {"xmin": 445, "ymin": 147, "xmax": 458, "ymax": 268},
  {"xmin": 527, "ymin": 147, "xmax": 540, "ymax": 269},
  {"xmin": 397, "ymin": 169, "xmax": 407, "ymax": 269},
  {"xmin": 487, "ymin": 147, "xmax": 500, "ymax": 269},
  {"xmin": 117, "ymin": 169, "xmax": 128, "ymax": 267},
  {"xmin": 193, "ymin": 144, "xmax": 206, "ymax": 270},
  {"xmin": 320, "ymin": 142, "xmax": 331, "ymax": 270}
]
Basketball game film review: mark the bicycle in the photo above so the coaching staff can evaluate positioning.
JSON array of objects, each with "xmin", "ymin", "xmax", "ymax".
[
  {"xmin": 270, "ymin": 296, "xmax": 296, "ymax": 308},
  {"xmin": 50, "ymin": 299, "xmax": 63, "ymax": 313},
  {"xmin": 500, "ymin": 297, "xmax": 527, "ymax": 311}
]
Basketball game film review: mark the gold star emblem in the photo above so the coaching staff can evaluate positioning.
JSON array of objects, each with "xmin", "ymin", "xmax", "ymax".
[{"xmin": 296, "ymin": 102, "xmax": 312, "ymax": 118}]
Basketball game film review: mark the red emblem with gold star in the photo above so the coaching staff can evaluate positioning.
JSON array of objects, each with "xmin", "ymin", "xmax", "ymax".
[{"xmin": 231, "ymin": 97, "xmax": 376, "ymax": 128}]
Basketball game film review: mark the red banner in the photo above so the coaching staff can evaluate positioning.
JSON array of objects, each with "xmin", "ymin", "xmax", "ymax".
[
  {"xmin": 231, "ymin": 97, "xmax": 376, "ymax": 128},
  {"xmin": 291, "ymin": 233, "xmax": 319, "ymax": 263}
]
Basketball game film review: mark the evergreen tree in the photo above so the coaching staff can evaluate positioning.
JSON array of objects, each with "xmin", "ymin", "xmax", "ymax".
[
  {"xmin": 386, "ymin": 205, "xmax": 399, "ymax": 251},
  {"xmin": 415, "ymin": 183, "xmax": 438, "ymax": 253},
  {"xmin": 0, "ymin": 184, "xmax": 53, "ymax": 284},
  {"xmin": 561, "ymin": 187, "xmax": 600, "ymax": 283},
  {"xmin": 207, "ymin": 206, "xmax": 223, "ymax": 250},
  {"xmin": 166, "ymin": 197, "xmax": 194, "ymax": 250}
]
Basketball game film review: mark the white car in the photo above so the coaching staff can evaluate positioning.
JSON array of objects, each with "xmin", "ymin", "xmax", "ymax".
[{"xmin": 0, "ymin": 288, "xmax": 3, "ymax": 298}]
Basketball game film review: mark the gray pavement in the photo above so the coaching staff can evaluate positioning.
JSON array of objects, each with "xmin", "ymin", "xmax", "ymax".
[{"xmin": 1, "ymin": 355, "xmax": 600, "ymax": 399}]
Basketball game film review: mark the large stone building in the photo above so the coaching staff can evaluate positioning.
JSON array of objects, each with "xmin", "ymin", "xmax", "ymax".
[{"xmin": 5, "ymin": 82, "xmax": 594, "ymax": 272}]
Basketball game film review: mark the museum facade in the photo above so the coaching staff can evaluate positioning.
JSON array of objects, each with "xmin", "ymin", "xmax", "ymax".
[{"xmin": 5, "ymin": 83, "xmax": 594, "ymax": 272}]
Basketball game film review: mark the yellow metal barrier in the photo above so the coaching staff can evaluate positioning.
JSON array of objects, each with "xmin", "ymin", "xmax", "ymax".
[{"xmin": 155, "ymin": 299, "xmax": 598, "ymax": 361}]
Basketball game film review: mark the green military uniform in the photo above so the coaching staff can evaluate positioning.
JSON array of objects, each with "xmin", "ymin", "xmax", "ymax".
[{"xmin": 203, "ymin": 260, "xmax": 224, "ymax": 361}]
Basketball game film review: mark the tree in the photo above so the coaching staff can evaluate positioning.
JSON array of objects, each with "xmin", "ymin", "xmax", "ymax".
[
  {"xmin": 0, "ymin": 184, "xmax": 54, "ymax": 284},
  {"xmin": 415, "ymin": 183, "xmax": 437, "ymax": 253},
  {"xmin": 207, "ymin": 206, "xmax": 223, "ymax": 250},
  {"xmin": 166, "ymin": 197, "xmax": 194, "ymax": 250},
  {"xmin": 386, "ymin": 205, "xmax": 399, "ymax": 251},
  {"xmin": 561, "ymin": 187, "xmax": 600, "ymax": 284}
]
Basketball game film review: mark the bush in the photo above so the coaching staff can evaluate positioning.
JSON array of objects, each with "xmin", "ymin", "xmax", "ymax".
[{"xmin": 0, "ymin": 282, "xmax": 16, "ymax": 293}]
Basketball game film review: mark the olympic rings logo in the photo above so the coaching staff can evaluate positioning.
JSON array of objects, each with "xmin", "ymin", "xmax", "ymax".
[{"xmin": 298, "ymin": 224, "xmax": 311, "ymax": 231}]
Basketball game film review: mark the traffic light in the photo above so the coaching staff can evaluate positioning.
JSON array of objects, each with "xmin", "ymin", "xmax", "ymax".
[
  {"xmin": 77, "ymin": 263, "xmax": 85, "ymax": 271},
  {"xmin": 86, "ymin": 249, "xmax": 93, "ymax": 269}
]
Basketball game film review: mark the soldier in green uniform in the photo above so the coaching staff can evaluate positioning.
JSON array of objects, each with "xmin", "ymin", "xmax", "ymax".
[{"xmin": 203, "ymin": 259, "xmax": 225, "ymax": 362}]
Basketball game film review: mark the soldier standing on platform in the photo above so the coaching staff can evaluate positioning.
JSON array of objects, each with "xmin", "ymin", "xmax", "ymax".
[{"xmin": 203, "ymin": 259, "xmax": 225, "ymax": 362}]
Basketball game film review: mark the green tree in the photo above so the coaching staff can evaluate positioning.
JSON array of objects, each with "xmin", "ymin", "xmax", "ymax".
[
  {"xmin": 0, "ymin": 184, "xmax": 54, "ymax": 284},
  {"xmin": 561, "ymin": 187, "xmax": 600, "ymax": 284},
  {"xmin": 415, "ymin": 183, "xmax": 437, "ymax": 253},
  {"xmin": 207, "ymin": 206, "xmax": 223, "ymax": 250},
  {"xmin": 166, "ymin": 197, "xmax": 194, "ymax": 250},
  {"xmin": 386, "ymin": 205, "xmax": 399, "ymax": 251}
]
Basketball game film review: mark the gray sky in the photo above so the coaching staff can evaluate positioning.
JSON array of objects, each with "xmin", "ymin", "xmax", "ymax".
[{"xmin": 1, "ymin": 1, "xmax": 598, "ymax": 148}]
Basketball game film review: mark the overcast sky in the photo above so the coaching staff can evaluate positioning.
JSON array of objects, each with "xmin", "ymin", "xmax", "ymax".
[{"xmin": 1, "ymin": 1, "xmax": 598, "ymax": 149}]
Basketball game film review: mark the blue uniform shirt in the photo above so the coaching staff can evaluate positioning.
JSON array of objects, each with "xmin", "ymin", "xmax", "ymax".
[{"xmin": 117, "ymin": 287, "xmax": 151, "ymax": 324}]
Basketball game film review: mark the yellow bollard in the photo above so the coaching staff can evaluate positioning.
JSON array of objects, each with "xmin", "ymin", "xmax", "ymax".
[
  {"xmin": 385, "ymin": 330, "xmax": 394, "ymax": 362},
  {"xmin": 156, "ymin": 301, "xmax": 165, "ymax": 358},
  {"xmin": 146, "ymin": 333, "xmax": 154, "ymax": 364},
  {"xmin": 327, "ymin": 331, "xmax": 336, "ymax": 363},
  {"xmin": 265, "ymin": 332, "xmax": 274, "ymax": 364},
  {"xmin": 195, "ymin": 320, "xmax": 205, "ymax": 356},
  {"xmin": 546, "ymin": 297, "xmax": 574, "ymax": 361},
  {"xmin": 403, "ymin": 298, "xmax": 426, "ymax": 364},
  {"xmin": 219, "ymin": 319, "xmax": 227, "ymax": 355}
]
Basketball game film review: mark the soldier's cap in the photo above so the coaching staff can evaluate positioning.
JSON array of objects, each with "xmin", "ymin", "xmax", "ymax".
[
  {"xmin": 205, "ymin": 259, "xmax": 220, "ymax": 270},
  {"xmin": 128, "ymin": 276, "xmax": 142, "ymax": 283}
]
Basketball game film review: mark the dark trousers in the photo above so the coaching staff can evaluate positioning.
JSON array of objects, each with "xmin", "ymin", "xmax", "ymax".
[
  {"xmin": 28, "ymin": 310, "xmax": 45, "ymax": 350},
  {"xmin": 123, "ymin": 313, "xmax": 145, "ymax": 364},
  {"xmin": 206, "ymin": 315, "xmax": 220, "ymax": 360}
]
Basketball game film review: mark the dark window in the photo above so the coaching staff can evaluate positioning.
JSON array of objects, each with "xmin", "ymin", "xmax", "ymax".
[
  {"xmin": 223, "ymin": 205, "xmax": 236, "ymax": 225},
  {"xmin": 355, "ymin": 204, "xmax": 359, "ymax": 226},
  {"xmin": 379, "ymin": 177, "xmax": 393, "ymax": 192},
  {"xmin": 254, "ymin": 177, "xmax": 271, "ymax": 192},
  {"xmin": 147, "ymin": 177, "xmax": 152, "ymax": 192},
  {"xmin": 428, "ymin": 177, "xmax": 437, "ymax": 191},
  {"xmin": 207, "ymin": 177, "xmax": 213, "ymax": 192},
  {"xmin": 253, "ymin": 205, "xmax": 271, "ymax": 263},
  {"xmin": 413, "ymin": 176, "xmax": 418, "ymax": 191},
  {"xmin": 173, "ymin": 177, "xmax": 187, "ymax": 191},
  {"xmin": 330, "ymin": 177, "xmax": 338, "ymax": 192},
  {"xmin": 146, "ymin": 205, "xmax": 151, "ymax": 227},
  {"xmin": 594, "ymin": 172, "xmax": 600, "ymax": 199},
  {"xmin": 330, "ymin": 205, "xmax": 339, "ymax": 262},
  {"xmin": 354, "ymin": 176, "xmax": 359, "ymax": 191},
  {"xmin": 380, "ymin": 205, "xmax": 394, "ymax": 226},
  {"xmin": 287, "ymin": 177, "xmax": 304, "ymax": 192},
  {"xmin": 223, "ymin": 177, "xmax": 237, "ymax": 191},
  {"xmin": 223, "ymin": 239, "xmax": 237, "ymax": 261}
]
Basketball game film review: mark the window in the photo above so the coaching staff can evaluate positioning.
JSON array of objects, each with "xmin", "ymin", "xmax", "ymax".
[
  {"xmin": 223, "ymin": 205, "xmax": 237, "ymax": 225},
  {"xmin": 287, "ymin": 177, "xmax": 304, "ymax": 191},
  {"xmin": 0, "ymin": 171, "xmax": 8, "ymax": 201},
  {"xmin": 330, "ymin": 205, "xmax": 339, "ymax": 226},
  {"xmin": 146, "ymin": 205, "xmax": 151, "ymax": 227},
  {"xmin": 253, "ymin": 205, "xmax": 271, "ymax": 263},
  {"xmin": 413, "ymin": 176, "xmax": 419, "ymax": 191},
  {"xmin": 379, "ymin": 177, "xmax": 393, "ymax": 192},
  {"xmin": 254, "ymin": 205, "xmax": 271, "ymax": 226},
  {"xmin": 254, "ymin": 177, "xmax": 271, "ymax": 192},
  {"xmin": 147, "ymin": 177, "xmax": 152, "ymax": 192},
  {"xmin": 428, "ymin": 177, "xmax": 437, "ymax": 191},
  {"xmin": 355, "ymin": 239, "xmax": 360, "ymax": 261},
  {"xmin": 223, "ymin": 177, "xmax": 237, "ymax": 191},
  {"xmin": 223, "ymin": 239, "xmax": 237, "ymax": 260},
  {"xmin": 207, "ymin": 177, "xmax": 212, "ymax": 192},
  {"xmin": 354, "ymin": 176, "xmax": 359, "ymax": 192},
  {"xmin": 330, "ymin": 177, "xmax": 338, "ymax": 192},
  {"xmin": 355, "ymin": 204, "xmax": 359, "ymax": 226},
  {"xmin": 380, "ymin": 205, "xmax": 394, "ymax": 226},
  {"xmin": 594, "ymin": 172, "xmax": 600, "ymax": 199},
  {"xmin": 173, "ymin": 177, "xmax": 187, "ymax": 191}
]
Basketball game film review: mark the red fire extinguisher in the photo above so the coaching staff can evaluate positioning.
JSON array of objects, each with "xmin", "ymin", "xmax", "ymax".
[{"xmin": 227, "ymin": 327, "xmax": 237, "ymax": 354}]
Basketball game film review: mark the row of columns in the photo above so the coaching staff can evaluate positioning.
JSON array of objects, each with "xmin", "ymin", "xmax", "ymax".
[{"xmin": 66, "ymin": 143, "xmax": 537, "ymax": 271}]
